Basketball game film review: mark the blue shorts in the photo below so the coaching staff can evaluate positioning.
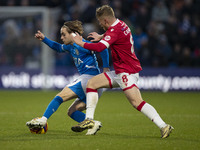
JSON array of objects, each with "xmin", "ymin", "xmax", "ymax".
[
  {"xmin": 67, "ymin": 74, "xmax": 104, "ymax": 103},
  {"xmin": 68, "ymin": 81, "xmax": 86, "ymax": 103}
]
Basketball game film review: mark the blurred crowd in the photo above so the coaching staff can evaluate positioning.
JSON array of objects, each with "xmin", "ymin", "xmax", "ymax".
[{"xmin": 0, "ymin": 0, "xmax": 200, "ymax": 68}]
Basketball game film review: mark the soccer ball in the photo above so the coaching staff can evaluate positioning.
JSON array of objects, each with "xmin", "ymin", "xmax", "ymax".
[
  {"xmin": 29, "ymin": 118, "xmax": 48, "ymax": 134},
  {"xmin": 29, "ymin": 123, "xmax": 48, "ymax": 134}
]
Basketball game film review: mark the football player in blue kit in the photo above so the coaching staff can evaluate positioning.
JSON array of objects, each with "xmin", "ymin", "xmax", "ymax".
[{"xmin": 26, "ymin": 20, "xmax": 109, "ymax": 135}]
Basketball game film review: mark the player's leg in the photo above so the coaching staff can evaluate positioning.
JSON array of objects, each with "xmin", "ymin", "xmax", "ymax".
[
  {"xmin": 124, "ymin": 86, "xmax": 167, "ymax": 127},
  {"xmin": 43, "ymin": 86, "xmax": 78, "ymax": 119},
  {"xmin": 85, "ymin": 72, "xmax": 111, "ymax": 120},
  {"xmin": 26, "ymin": 74, "xmax": 89, "ymax": 129},
  {"xmin": 67, "ymin": 74, "xmax": 99, "ymax": 123},
  {"xmin": 68, "ymin": 98, "xmax": 102, "ymax": 135},
  {"xmin": 86, "ymin": 88, "xmax": 104, "ymax": 135},
  {"xmin": 115, "ymin": 72, "xmax": 173, "ymax": 138},
  {"xmin": 71, "ymin": 72, "xmax": 118, "ymax": 132},
  {"xmin": 68, "ymin": 98, "xmax": 86, "ymax": 123},
  {"xmin": 71, "ymin": 74, "xmax": 106, "ymax": 134},
  {"xmin": 26, "ymin": 86, "xmax": 78, "ymax": 128},
  {"xmin": 124, "ymin": 85, "xmax": 173, "ymax": 138}
]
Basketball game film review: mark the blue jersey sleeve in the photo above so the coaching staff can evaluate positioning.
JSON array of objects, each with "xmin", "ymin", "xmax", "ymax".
[
  {"xmin": 99, "ymin": 49, "xmax": 109, "ymax": 68},
  {"xmin": 42, "ymin": 37, "xmax": 72, "ymax": 53}
]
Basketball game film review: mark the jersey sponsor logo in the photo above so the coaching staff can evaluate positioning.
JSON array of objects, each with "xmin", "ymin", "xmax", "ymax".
[
  {"xmin": 104, "ymin": 35, "xmax": 111, "ymax": 41},
  {"xmin": 73, "ymin": 57, "xmax": 83, "ymax": 66}
]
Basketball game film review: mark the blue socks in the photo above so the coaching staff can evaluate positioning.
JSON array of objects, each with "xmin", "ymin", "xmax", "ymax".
[
  {"xmin": 43, "ymin": 95, "xmax": 85, "ymax": 123},
  {"xmin": 43, "ymin": 96, "xmax": 63, "ymax": 119},
  {"xmin": 70, "ymin": 111, "xmax": 85, "ymax": 123}
]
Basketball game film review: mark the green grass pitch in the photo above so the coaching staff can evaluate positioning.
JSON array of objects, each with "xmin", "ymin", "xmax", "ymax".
[{"xmin": 0, "ymin": 90, "xmax": 200, "ymax": 150}]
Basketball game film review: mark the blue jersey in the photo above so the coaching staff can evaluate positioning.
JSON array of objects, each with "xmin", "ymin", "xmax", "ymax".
[{"xmin": 42, "ymin": 37, "xmax": 109, "ymax": 75}]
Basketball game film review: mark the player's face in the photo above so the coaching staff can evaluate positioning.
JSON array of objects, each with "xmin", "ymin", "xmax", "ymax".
[
  {"xmin": 60, "ymin": 27, "xmax": 73, "ymax": 45},
  {"xmin": 98, "ymin": 17, "xmax": 108, "ymax": 31}
]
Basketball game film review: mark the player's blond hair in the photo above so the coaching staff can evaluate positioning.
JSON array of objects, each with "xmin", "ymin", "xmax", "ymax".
[
  {"xmin": 62, "ymin": 20, "xmax": 84, "ymax": 35},
  {"xmin": 96, "ymin": 5, "xmax": 115, "ymax": 18}
]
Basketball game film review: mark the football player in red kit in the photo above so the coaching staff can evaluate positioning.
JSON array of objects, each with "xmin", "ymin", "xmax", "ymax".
[{"xmin": 71, "ymin": 5, "xmax": 173, "ymax": 138}]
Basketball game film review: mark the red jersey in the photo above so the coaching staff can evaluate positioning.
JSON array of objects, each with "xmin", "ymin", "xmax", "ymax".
[
  {"xmin": 100, "ymin": 19, "xmax": 142, "ymax": 74},
  {"xmin": 84, "ymin": 19, "xmax": 142, "ymax": 74}
]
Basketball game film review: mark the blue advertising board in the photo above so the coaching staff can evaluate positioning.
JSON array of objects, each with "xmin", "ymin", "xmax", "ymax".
[{"xmin": 0, "ymin": 67, "xmax": 200, "ymax": 92}]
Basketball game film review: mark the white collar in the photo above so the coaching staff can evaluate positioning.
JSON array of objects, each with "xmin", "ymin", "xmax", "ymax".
[{"xmin": 111, "ymin": 19, "xmax": 119, "ymax": 27}]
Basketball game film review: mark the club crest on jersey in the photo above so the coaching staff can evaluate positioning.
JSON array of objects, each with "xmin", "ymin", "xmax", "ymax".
[
  {"xmin": 75, "ymin": 49, "xmax": 79, "ymax": 55},
  {"xmin": 104, "ymin": 35, "xmax": 111, "ymax": 41}
]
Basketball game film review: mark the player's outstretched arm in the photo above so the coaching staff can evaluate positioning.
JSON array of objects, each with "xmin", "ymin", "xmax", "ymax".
[
  {"xmin": 87, "ymin": 32, "xmax": 103, "ymax": 42},
  {"xmin": 35, "ymin": 30, "xmax": 45, "ymax": 41}
]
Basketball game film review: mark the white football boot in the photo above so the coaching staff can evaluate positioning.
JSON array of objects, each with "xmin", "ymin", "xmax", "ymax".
[
  {"xmin": 26, "ymin": 117, "xmax": 47, "ymax": 129},
  {"xmin": 86, "ymin": 121, "xmax": 102, "ymax": 135}
]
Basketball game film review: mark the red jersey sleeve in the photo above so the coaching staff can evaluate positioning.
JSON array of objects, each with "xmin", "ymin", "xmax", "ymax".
[
  {"xmin": 83, "ymin": 42, "xmax": 107, "ymax": 52},
  {"xmin": 99, "ymin": 29, "xmax": 118, "ymax": 48}
]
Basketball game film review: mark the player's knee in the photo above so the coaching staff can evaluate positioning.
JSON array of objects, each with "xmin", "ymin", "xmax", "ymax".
[
  {"xmin": 56, "ymin": 93, "xmax": 63, "ymax": 99},
  {"xmin": 56, "ymin": 93, "xmax": 68, "ymax": 102}
]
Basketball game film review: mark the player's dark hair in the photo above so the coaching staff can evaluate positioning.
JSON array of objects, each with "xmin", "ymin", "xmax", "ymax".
[
  {"xmin": 62, "ymin": 20, "xmax": 83, "ymax": 35},
  {"xmin": 96, "ymin": 5, "xmax": 115, "ymax": 18}
]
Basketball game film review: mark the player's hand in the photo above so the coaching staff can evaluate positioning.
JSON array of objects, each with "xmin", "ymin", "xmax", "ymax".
[
  {"xmin": 87, "ymin": 32, "xmax": 103, "ymax": 42},
  {"xmin": 35, "ymin": 30, "xmax": 45, "ymax": 41},
  {"xmin": 71, "ymin": 32, "xmax": 85, "ymax": 47}
]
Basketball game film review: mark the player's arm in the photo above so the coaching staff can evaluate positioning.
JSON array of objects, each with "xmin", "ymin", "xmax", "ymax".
[
  {"xmin": 83, "ymin": 42, "xmax": 107, "ymax": 52},
  {"xmin": 99, "ymin": 48, "xmax": 110, "ymax": 72},
  {"xmin": 35, "ymin": 30, "xmax": 71, "ymax": 53},
  {"xmin": 72, "ymin": 33, "xmax": 107, "ymax": 52},
  {"xmin": 72, "ymin": 32, "xmax": 118, "ymax": 52},
  {"xmin": 80, "ymin": 39, "xmax": 110, "ymax": 72}
]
